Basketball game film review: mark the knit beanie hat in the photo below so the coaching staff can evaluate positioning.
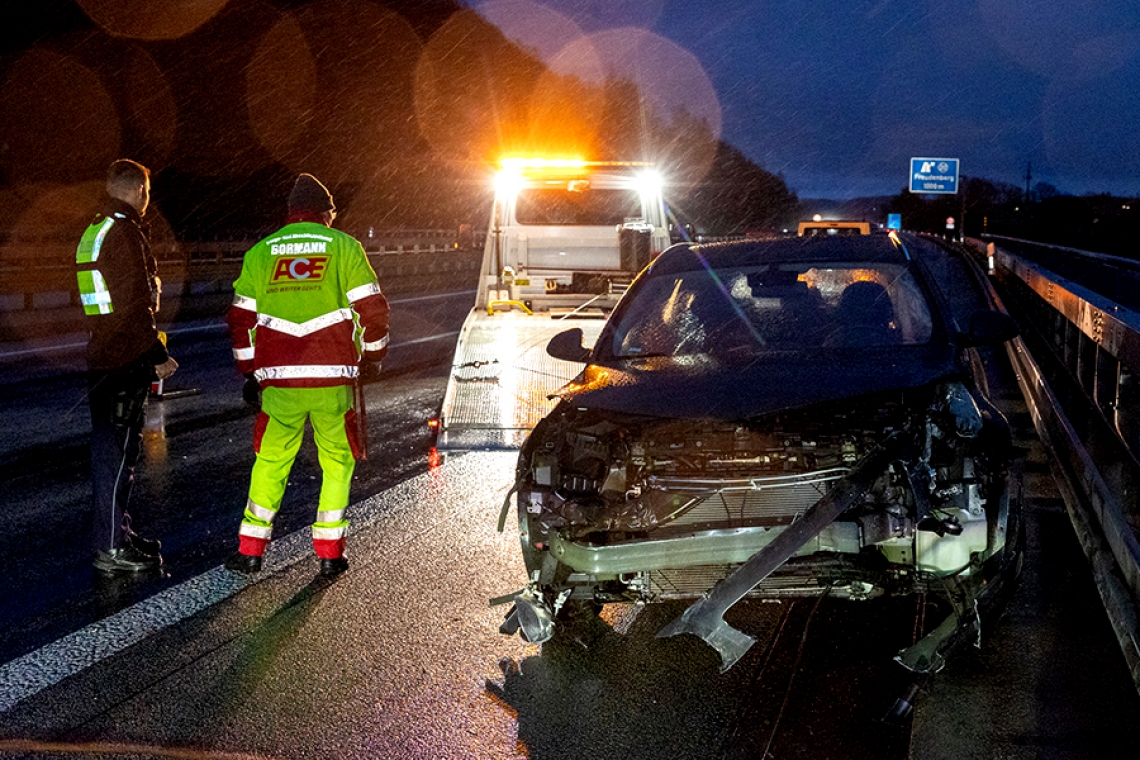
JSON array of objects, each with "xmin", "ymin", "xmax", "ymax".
[{"xmin": 288, "ymin": 173, "xmax": 335, "ymax": 214}]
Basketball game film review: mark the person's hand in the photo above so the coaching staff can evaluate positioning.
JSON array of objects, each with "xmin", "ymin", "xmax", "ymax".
[
  {"xmin": 155, "ymin": 356, "xmax": 178, "ymax": 380},
  {"xmin": 359, "ymin": 361, "xmax": 381, "ymax": 383},
  {"xmin": 242, "ymin": 374, "xmax": 262, "ymax": 409}
]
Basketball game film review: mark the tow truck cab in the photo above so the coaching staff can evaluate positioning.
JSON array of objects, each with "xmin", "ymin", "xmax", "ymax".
[{"xmin": 478, "ymin": 158, "xmax": 671, "ymax": 311}]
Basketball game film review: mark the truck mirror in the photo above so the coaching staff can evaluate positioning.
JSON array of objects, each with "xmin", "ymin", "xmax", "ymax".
[{"xmin": 547, "ymin": 328, "xmax": 592, "ymax": 363}]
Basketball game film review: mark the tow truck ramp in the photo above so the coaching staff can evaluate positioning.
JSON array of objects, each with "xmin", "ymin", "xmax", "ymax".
[{"xmin": 437, "ymin": 309, "xmax": 606, "ymax": 449}]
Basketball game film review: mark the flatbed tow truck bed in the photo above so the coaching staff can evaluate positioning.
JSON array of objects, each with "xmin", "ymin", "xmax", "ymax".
[{"xmin": 437, "ymin": 308, "xmax": 606, "ymax": 449}]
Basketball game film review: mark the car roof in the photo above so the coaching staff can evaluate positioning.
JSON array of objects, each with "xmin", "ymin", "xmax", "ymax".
[{"xmin": 652, "ymin": 235, "xmax": 910, "ymax": 275}]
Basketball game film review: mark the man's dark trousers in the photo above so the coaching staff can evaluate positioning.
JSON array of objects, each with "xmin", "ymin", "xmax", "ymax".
[{"xmin": 88, "ymin": 361, "xmax": 152, "ymax": 552}]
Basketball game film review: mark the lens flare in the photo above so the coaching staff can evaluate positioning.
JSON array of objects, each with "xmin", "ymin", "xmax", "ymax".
[
  {"xmin": 0, "ymin": 48, "xmax": 120, "ymax": 183},
  {"xmin": 75, "ymin": 0, "xmax": 233, "ymax": 41}
]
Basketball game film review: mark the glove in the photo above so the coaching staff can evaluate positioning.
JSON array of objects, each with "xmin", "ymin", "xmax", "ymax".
[
  {"xmin": 359, "ymin": 361, "xmax": 381, "ymax": 383},
  {"xmin": 242, "ymin": 374, "xmax": 262, "ymax": 409}
]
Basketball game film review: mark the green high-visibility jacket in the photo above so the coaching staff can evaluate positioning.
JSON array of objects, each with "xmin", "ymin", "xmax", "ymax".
[{"xmin": 226, "ymin": 217, "xmax": 389, "ymax": 388}]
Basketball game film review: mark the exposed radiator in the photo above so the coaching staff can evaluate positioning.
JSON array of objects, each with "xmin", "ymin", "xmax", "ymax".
[
  {"xmin": 648, "ymin": 564, "xmax": 830, "ymax": 599},
  {"xmin": 646, "ymin": 556, "xmax": 874, "ymax": 600},
  {"xmin": 652, "ymin": 468, "xmax": 848, "ymax": 531}
]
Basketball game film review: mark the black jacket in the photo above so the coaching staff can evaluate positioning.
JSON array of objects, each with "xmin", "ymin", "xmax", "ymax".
[{"xmin": 79, "ymin": 198, "xmax": 168, "ymax": 372}]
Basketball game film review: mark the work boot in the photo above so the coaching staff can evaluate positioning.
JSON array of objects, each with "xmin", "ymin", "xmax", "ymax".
[
  {"xmin": 94, "ymin": 546, "xmax": 162, "ymax": 574},
  {"xmin": 125, "ymin": 531, "xmax": 162, "ymax": 557},
  {"xmin": 319, "ymin": 557, "xmax": 349, "ymax": 577},
  {"xmin": 225, "ymin": 552, "xmax": 262, "ymax": 574}
]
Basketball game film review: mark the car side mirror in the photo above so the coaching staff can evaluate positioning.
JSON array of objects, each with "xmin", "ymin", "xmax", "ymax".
[
  {"xmin": 546, "ymin": 328, "xmax": 592, "ymax": 363},
  {"xmin": 958, "ymin": 310, "xmax": 1019, "ymax": 347}
]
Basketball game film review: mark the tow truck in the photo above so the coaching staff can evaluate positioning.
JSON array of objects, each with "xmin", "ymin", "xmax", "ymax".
[
  {"xmin": 797, "ymin": 220, "xmax": 871, "ymax": 236},
  {"xmin": 438, "ymin": 158, "xmax": 670, "ymax": 449}
]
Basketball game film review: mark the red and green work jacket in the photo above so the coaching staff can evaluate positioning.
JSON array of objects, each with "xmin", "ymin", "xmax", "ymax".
[{"xmin": 226, "ymin": 215, "xmax": 389, "ymax": 386}]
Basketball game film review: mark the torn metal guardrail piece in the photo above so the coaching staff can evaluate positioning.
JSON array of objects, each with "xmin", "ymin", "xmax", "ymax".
[
  {"xmin": 496, "ymin": 587, "xmax": 557, "ymax": 644},
  {"xmin": 656, "ymin": 436, "xmax": 905, "ymax": 672}
]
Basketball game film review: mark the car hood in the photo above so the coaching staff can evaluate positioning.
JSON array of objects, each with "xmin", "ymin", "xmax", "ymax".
[{"xmin": 556, "ymin": 350, "xmax": 960, "ymax": 420}]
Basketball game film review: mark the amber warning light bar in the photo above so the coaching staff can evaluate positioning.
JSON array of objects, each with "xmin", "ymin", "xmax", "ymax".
[{"xmin": 498, "ymin": 158, "xmax": 657, "ymax": 170}]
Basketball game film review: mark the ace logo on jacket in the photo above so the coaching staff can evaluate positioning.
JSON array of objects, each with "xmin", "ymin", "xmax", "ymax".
[{"xmin": 271, "ymin": 256, "xmax": 329, "ymax": 283}]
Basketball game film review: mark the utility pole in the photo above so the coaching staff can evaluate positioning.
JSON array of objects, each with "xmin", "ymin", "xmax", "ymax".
[
  {"xmin": 1024, "ymin": 162, "xmax": 1032, "ymax": 203},
  {"xmin": 959, "ymin": 175, "xmax": 967, "ymax": 243}
]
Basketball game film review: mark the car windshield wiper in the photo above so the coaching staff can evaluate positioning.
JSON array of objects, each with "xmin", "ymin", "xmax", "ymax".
[{"xmin": 615, "ymin": 352, "xmax": 676, "ymax": 360}]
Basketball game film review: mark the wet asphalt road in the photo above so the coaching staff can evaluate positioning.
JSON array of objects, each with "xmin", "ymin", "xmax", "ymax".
[
  {"xmin": 0, "ymin": 290, "xmax": 471, "ymax": 666},
  {"xmin": 0, "ymin": 447, "xmax": 917, "ymax": 760},
  {"xmin": 1, "ymin": 247, "xmax": 1139, "ymax": 758}
]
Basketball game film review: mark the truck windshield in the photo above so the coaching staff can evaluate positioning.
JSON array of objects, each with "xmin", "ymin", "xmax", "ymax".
[{"xmin": 516, "ymin": 187, "xmax": 642, "ymax": 226}]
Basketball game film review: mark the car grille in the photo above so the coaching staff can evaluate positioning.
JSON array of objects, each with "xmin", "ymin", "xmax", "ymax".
[
  {"xmin": 646, "ymin": 558, "xmax": 857, "ymax": 599},
  {"xmin": 649, "ymin": 468, "xmax": 848, "ymax": 533}
]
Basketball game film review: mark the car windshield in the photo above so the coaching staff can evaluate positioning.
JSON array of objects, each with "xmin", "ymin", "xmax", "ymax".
[
  {"xmin": 609, "ymin": 262, "xmax": 934, "ymax": 358},
  {"xmin": 516, "ymin": 187, "xmax": 643, "ymax": 226}
]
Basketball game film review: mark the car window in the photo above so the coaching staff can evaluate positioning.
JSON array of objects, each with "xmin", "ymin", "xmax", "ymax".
[{"xmin": 610, "ymin": 262, "xmax": 934, "ymax": 358}]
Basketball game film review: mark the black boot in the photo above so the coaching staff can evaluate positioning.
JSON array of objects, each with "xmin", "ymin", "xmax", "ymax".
[
  {"xmin": 94, "ymin": 546, "xmax": 162, "ymax": 573},
  {"xmin": 319, "ymin": 557, "xmax": 349, "ymax": 577},
  {"xmin": 225, "ymin": 552, "xmax": 262, "ymax": 574}
]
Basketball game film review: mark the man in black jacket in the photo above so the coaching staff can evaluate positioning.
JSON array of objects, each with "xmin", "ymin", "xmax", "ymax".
[{"xmin": 76, "ymin": 159, "xmax": 179, "ymax": 573}]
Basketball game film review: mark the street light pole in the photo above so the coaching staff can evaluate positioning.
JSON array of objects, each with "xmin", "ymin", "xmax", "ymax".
[{"xmin": 960, "ymin": 175, "xmax": 967, "ymax": 243}]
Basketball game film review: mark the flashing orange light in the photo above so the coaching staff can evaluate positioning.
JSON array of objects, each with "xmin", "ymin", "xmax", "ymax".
[
  {"xmin": 495, "ymin": 157, "xmax": 663, "ymax": 195},
  {"xmin": 500, "ymin": 157, "xmax": 586, "ymax": 170},
  {"xmin": 498, "ymin": 158, "xmax": 657, "ymax": 171}
]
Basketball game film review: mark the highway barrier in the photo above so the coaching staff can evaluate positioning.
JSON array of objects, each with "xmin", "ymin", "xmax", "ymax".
[
  {"xmin": 970, "ymin": 236, "xmax": 1140, "ymax": 691},
  {"xmin": 0, "ymin": 229, "xmax": 485, "ymax": 313}
]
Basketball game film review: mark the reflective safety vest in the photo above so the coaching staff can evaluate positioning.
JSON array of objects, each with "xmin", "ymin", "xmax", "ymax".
[
  {"xmin": 76, "ymin": 214, "xmax": 124, "ymax": 315},
  {"xmin": 226, "ymin": 221, "xmax": 390, "ymax": 388}
]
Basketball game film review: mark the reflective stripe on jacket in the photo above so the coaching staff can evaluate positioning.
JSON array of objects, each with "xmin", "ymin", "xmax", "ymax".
[
  {"xmin": 75, "ymin": 200, "xmax": 167, "ymax": 371},
  {"xmin": 76, "ymin": 215, "xmax": 120, "ymax": 314},
  {"xmin": 226, "ymin": 220, "xmax": 390, "ymax": 388}
]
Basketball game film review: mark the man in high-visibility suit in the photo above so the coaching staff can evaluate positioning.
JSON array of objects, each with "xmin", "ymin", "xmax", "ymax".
[{"xmin": 224, "ymin": 173, "xmax": 389, "ymax": 577}]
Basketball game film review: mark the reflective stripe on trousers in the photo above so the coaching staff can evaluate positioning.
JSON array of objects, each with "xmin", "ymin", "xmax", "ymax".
[{"xmin": 242, "ymin": 385, "xmax": 355, "ymax": 557}]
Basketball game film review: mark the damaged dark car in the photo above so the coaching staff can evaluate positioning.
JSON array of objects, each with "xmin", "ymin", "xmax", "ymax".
[{"xmin": 499, "ymin": 233, "xmax": 1022, "ymax": 674}]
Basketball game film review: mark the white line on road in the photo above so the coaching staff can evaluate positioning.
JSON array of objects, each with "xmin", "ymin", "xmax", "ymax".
[{"xmin": 0, "ymin": 451, "xmax": 515, "ymax": 714}]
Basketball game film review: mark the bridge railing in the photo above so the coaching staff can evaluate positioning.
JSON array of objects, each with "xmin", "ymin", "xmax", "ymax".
[
  {"xmin": 970, "ymin": 236, "xmax": 1140, "ymax": 689},
  {"xmin": 0, "ymin": 229, "xmax": 486, "ymax": 311}
]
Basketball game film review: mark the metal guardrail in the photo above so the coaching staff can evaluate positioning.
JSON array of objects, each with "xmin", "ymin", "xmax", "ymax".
[
  {"xmin": 0, "ymin": 230, "xmax": 486, "ymax": 311},
  {"xmin": 969, "ymin": 237, "xmax": 1140, "ymax": 689}
]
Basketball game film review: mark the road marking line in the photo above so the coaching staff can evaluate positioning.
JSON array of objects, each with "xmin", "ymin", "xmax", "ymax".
[
  {"xmin": 0, "ymin": 290, "xmax": 476, "ymax": 360},
  {"xmin": 392, "ymin": 331, "xmax": 459, "ymax": 347},
  {"xmin": 0, "ymin": 330, "xmax": 461, "ymax": 360},
  {"xmin": 0, "ymin": 341, "xmax": 87, "ymax": 358},
  {"xmin": 0, "ymin": 451, "xmax": 517, "ymax": 714}
]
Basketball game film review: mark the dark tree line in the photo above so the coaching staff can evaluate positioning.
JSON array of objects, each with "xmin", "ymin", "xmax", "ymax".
[{"xmin": 0, "ymin": 0, "xmax": 798, "ymax": 246}]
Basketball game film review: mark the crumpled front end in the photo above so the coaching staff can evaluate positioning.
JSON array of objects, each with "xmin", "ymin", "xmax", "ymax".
[{"xmin": 498, "ymin": 379, "xmax": 1016, "ymax": 668}]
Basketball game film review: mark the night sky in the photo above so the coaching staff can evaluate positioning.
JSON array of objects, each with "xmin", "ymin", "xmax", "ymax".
[
  {"xmin": 480, "ymin": 0, "xmax": 1140, "ymax": 199},
  {"xmin": 3, "ymin": 0, "xmax": 1138, "ymax": 228}
]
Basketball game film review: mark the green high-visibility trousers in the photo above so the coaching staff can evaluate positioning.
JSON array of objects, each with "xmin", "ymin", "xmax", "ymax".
[{"xmin": 239, "ymin": 385, "xmax": 359, "ymax": 558}]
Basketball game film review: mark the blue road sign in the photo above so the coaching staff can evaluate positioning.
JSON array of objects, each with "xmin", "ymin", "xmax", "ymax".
[
  {"xmin": 887, "ymin": 213, "xmax": 901, "ymax": 230},
  {"xmin": 910, "ymin": 158, "xmax": 959, "ymax": 194}
]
